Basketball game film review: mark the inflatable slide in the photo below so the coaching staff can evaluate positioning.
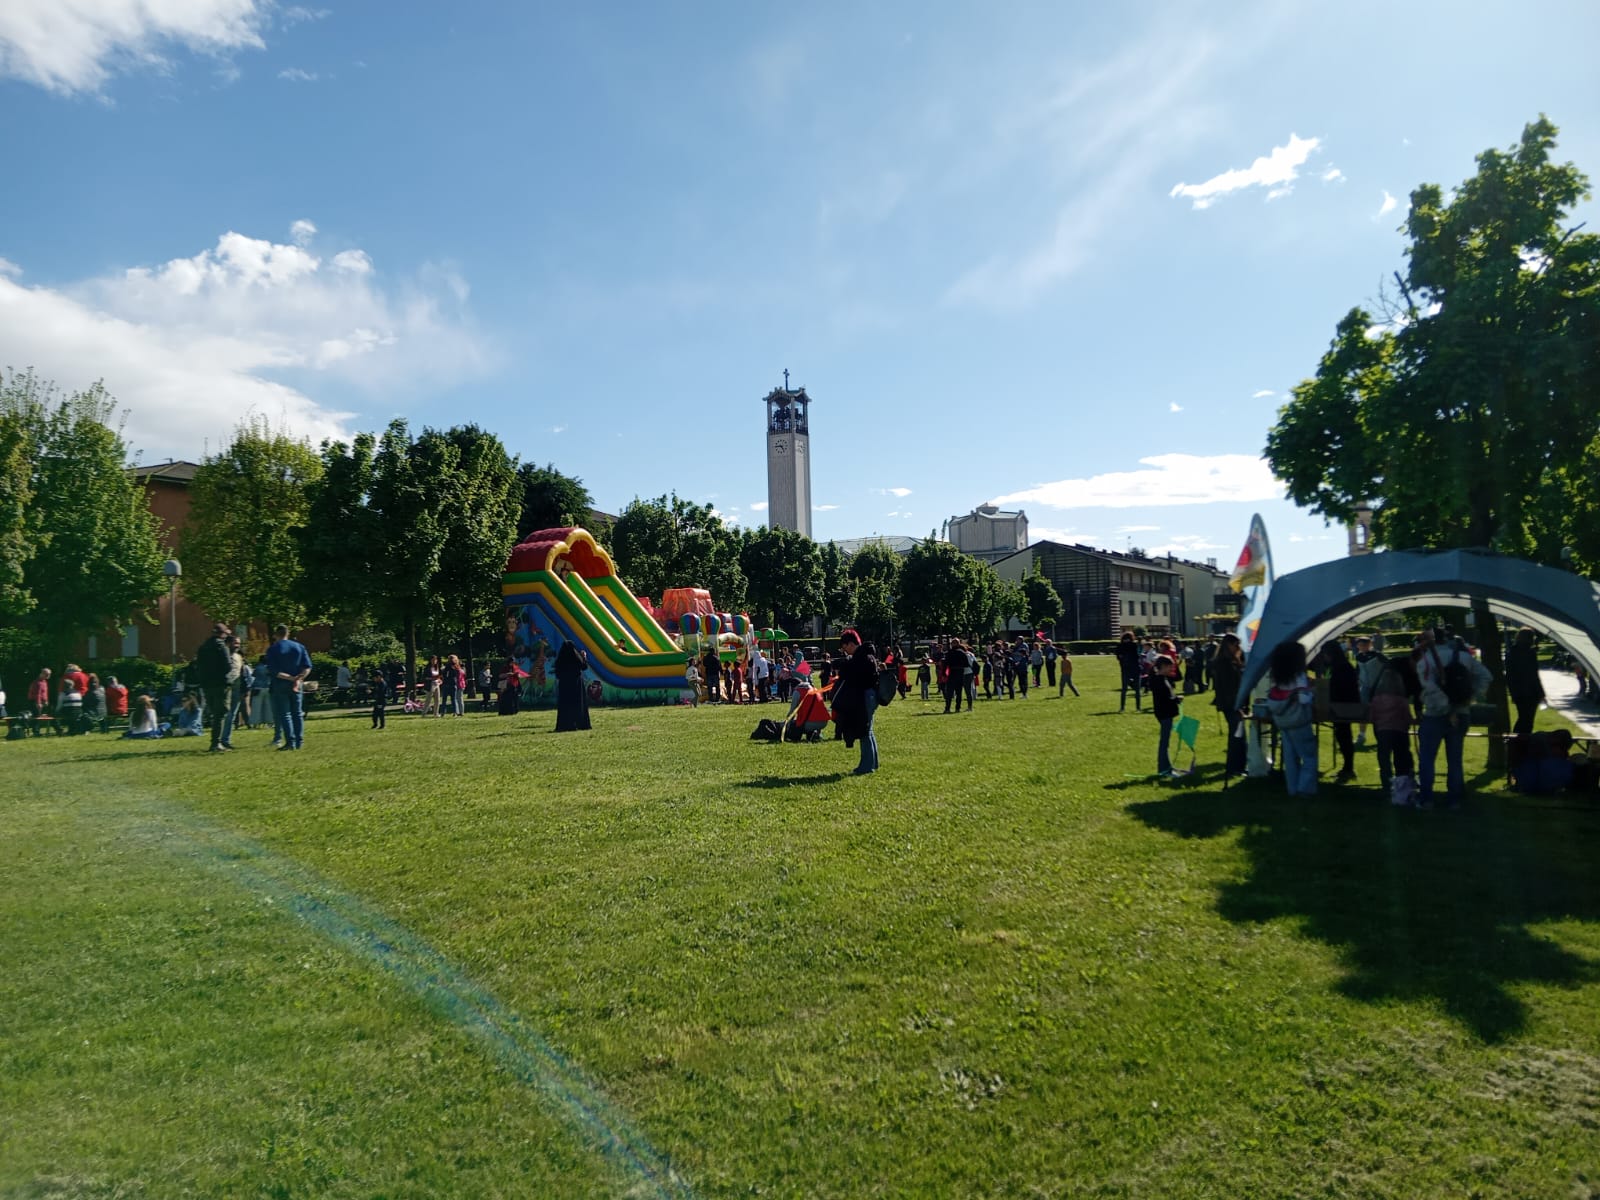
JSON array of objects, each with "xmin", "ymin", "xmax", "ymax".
[{"xmin": 500, "ymin": 527, "xmax": 686, "ymax": 701}]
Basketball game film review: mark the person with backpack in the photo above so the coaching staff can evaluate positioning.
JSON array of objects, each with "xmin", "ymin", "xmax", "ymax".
[
  {"xmin": 1413, "ymin": 626, "xmax": 1492, "ymax": 809},
  {"xmin": 832, "ymin": 629, "xmax": 880, "ymax": 775},
  {"xmin": 1265, "ymin": 640, "xmax": 1317, "ymax": 797}
]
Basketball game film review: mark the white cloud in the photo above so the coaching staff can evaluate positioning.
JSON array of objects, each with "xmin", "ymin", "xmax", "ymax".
[
  {"xmin": 1169, "ymin": 133, "xmax": 1320, "ymax": 209},
  {"xmin": 1169, "ymin": 401, "xmax": 1183, "ymax": 412},
  {"xmin": 875, "ymin": 486, "xmax": 912, "ymax": 498},
  {"xmin": 1252, "ymin": 389, "xmax": 1276, "ymax": 398},
  {"xmin": 1116, "ymin": 524, "xmax": 1160, "ymax": 534},
  {"xmin": 549, "ymin": 424, "xmax": 567, "ymax": 434},
  {"xmin": 1029, "ymin": 525, "xmax": 1100, "ymax": 547},
  {"xmin": 1376, "ymin": 190, "xmax": 1399, "ymax": 218},
  {"xmin": 0, "ymin": 224, "xmax": 490, "ymax": 460},
  {"xmin": 749, "ymin": 501, "xmax": 768, "ymax": 512},
  {"xmin": 280, "ymin": 6, "xmax": 330, "ymax": 25},
  {"xmin": 278, "ymin": 66, "xmax": 317, "ymax": 82},
  {"xmin": 1145, "ymin": 534, "xmax": 1227, "ymax": 558},
  {"xmin": 0, "ymin": 0, "xmax": 266, "ymax": 94},
  {"xmin": 289, "ymin": 219, "xmax": 317, "ymax": 245},
  {"xmin": 1321, "ymin": 167, "xmax": 1345, "ymax": 183},
  {"xmin": 992, "ymin": 453, "xmax": 1284, "ymax": 509},
  {"xmin": 814, "ymin": 504, "xmax": 840, "ymax": 512}
]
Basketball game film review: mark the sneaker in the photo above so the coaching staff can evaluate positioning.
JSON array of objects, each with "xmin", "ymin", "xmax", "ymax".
[
  {"xmin": 1355, "ymin": 732, "xmax": 1367, "ymax": 747},
  {"xmin": 1335, "ymin": 769, "xmax": 1357, "ymax": 783},
  {"xmin": 208, "ymin": 745, "xmax": 227, "ymax": 753}
]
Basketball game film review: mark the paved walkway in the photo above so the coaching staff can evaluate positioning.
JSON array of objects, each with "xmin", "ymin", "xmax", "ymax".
[{"xmin": 1538, "ymin": 668, "xmax": 1600, "ymax": 737}]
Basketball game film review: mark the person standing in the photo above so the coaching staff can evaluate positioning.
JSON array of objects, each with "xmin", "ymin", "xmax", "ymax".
[
  {"xmin": 1057, "ymin": 646, "xmax": 1080, "ymax": 697},
  {"xmin": 552, "ymin": 641, "xmax": 592, "ymax": 731},
  {"xmin": 701, "ymin": 645, "xmax": 721, "ymax": 703},
  {"xmin": 1504, "ymin": 628, "xmax": 1544, "ymax": 737},
  {"xmin": 1318, "ymin": 641, "xmax": 1360, "ymax": 783},
  {"xmin": 1149, "ymin": 654, "xmax": 1182, "ymax": 777},
  {"xmin": 1208, "ymin": 633, "xmax": 1247, "ymax": 776},
  {"xmin": 1116, "ymin": 633, "xmax": 1142, "ymax": 712},
  {"xmin": 833, "ymin": 629, "xmax": 879, "ymax": 775},
  {"xmin": 442, "ymin": 654, "xmax": 466, "ymax": 716},
  {"xmin": 942, "ymin": 640, "xmax": 969, "ymax": 713},
  {"xmin": 28, "ymin": 667, "xmax": 51, "ymax": 716},
  {"xmin": 1029, "ymin": 640, "xmax": 1044, "ymax": 688},
  {"xmin": 193, "ymin": 622, "xmax": 238, "ymax": 753},
  {"xmin": 1043, "ymin": 638, "xmax": 1058, "ymax": 690},
  {"xmin": 421, "ymin": 655, "xmax": 444, "ymax": 716},
  {"xmin": 266, "ymin": 624, "xmax": 313, "ymax": 750},
  {"xmin": 1414, "ymin": 627, "xmax": 1491, "ymax": 809},
  {"xmin": 224, "ymin": 635, "xmax": 249, "ymax": 747},
  {"xmin": 1265, "ymin": 641, "xmax": 1317, "ymax": 797}
]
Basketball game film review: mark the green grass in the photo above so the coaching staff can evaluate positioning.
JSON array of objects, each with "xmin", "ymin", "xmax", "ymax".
[{"xmin": 4, "ymin": 659, "xmax": 1599, "ymax": 1198}]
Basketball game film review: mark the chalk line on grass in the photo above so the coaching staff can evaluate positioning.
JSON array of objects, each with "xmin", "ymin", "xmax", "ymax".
[{"xmin": 107, "ymin": 792, "xmax": 695, "ymax": 1199}]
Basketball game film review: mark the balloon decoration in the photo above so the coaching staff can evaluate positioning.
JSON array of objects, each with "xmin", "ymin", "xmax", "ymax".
[{"xmin": 680, "ymin": 613, "xmax": 700, "ymax": 635}]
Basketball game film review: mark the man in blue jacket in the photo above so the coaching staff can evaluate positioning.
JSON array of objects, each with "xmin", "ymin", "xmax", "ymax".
[{"xmin": 265, "ymin": 624, "xmax": 313, "ymax": 750}]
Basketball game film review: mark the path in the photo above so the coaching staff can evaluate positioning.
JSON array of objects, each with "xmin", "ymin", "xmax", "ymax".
[{"xmin": 1538, "ymin": 668, "xmax": 1600, "ymax": 737}]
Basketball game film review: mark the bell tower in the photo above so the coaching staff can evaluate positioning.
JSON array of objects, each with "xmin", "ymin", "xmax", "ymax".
[{"xmin": 764, "ymin": 371, "xmax": 812, "ymax": 538}]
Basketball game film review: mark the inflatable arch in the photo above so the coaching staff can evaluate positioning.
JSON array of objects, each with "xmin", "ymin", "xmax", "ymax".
[{"xmin": 1236, "ymin": 549, "xmax": 1600, "ymax": 700}]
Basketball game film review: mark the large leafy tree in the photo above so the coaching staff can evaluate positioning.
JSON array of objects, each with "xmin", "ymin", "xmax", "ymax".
[
  {"xmin": 515, "ymin": 462, "xmax": 594, "ymax": 541},
  {"xmin": 818, "ymin": 540, "xmax": 855, "ymax": 630},
  {"xmin": 179, "ymin": 420, "xmax": 322, "ymax": 629},
  {"xmin": 1265, "ymin": 117, "xmax": 1600, "ymax": 758},
  {"xmin": 0, "ymin": 372, "xmax": 165, "ymax": 663},
  {"xmin": 426, "ymin": 425, "xmax": 520, "ymax": 662},
  {"xmin": 739, "ymin": 525, "xmax": 824, "ymax": 627},
  {"xmin": 1021, "ymin": 565, "xmax": 1063, "ymax": 631},
  {"xmin": 298, "ymin": 431, "xmax": 380, "ymax": 628},
  {"xmin": 896, "ymin": 539, "xmax": 978, "ymax": 636},
  {"xmin": 610, "ymin": 495, "xmax": 746, "ymax": 612}
]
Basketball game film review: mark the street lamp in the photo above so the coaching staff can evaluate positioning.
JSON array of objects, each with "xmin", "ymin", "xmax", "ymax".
[{"xmin": 163, "ymin": 559, "xmax": 182, "ymax": 664}]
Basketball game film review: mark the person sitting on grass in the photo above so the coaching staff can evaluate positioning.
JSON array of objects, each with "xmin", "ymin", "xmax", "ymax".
[
  {"xmin": 81, "ymin": 674, "xmax": 107, "ymax": 733},
  {"xmin": 172, "ymin": 693, "xmax": 205, "ymax": 737},
  {"xmin": 105, "ymin": 675, "xmax": 129, "ymax": 724},
  {"xmin": 123, "ymin": 695, "xmax": 168, "ymax": 739},
  {"xmin": 785, "ymin": 678, "xmax": 832, "ymax": 742}
]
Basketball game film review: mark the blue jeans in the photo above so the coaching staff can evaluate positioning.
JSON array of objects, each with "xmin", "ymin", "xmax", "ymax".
[
  {"xmin": 1279, "ymin": 722, "xmax": 1318, "ymax": 795},
  {"xmin": 1121, "ymin": 670, "xmax": 1142, "ymax": 711},
  {"xmin": 1417, "ymin": 714, "xmax": 1465, "ymax": 804},
  {"xmin": 855, "ymin": 691, "xmax": 879, "ymax": 774},
  {"xmin": 1157, "ymin": 717, "xmax": 1174, "ymax": 774},
  {"xmin": 221, "ymin": 694, "xmax": 243, "ymax": 746},
  {"xmin": 272, "ymin": 684, "xmax": 304, "ymax": 748}
]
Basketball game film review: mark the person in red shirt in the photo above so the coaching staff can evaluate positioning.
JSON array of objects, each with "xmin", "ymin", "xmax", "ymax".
[
  {"xmin": 28, "ymin": 667, "xmax": 51, "ymax": 714},
  {"xmin": 63, "ymin": 663, "xmax": 90, "ymax": 697},
  {"xmin": 787, "ymin": 680, "xmax": 832, "ymax": 742},
  {"xmin": 104, "ymin": 676, "xmax": 130, "ymax": 719}
]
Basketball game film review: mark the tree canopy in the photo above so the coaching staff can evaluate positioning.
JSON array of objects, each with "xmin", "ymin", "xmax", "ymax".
[
  {"xmin": 515, "ymin": 462, "xmax": 594, "ymax": 542},
  {"xmin": 610, "ymin": 495, "xmax": 747, "ymax": 612},
  {"xmin": 739, "ymin": 525, "xmax": 824, "ymax": 628},
  {"xmin": 179, "ymin": 419, "xmax": 321, "ymax": 630},
  {"xmin": 1265, "ymin": 116, "xmax": 1600, "ymax": 560},
  {"xmin": 0, "ymin": 372, "xmax": 165, "ymax": 663}
]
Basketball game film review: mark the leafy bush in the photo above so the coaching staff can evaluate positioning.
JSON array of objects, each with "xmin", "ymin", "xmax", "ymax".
[
  {"xmin": 85, "ymin": 656, "xmax": 174, "ymax": 695},
  {"xmin": 332, "ymin": 628, "xmax": 405, "ymax": 663}
]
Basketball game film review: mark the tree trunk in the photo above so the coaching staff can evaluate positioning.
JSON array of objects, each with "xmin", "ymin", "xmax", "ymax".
[
  {"xmin": 404, "ymin": 615, "xmax": 417, "ymax": 697},
  {"xmin": 1474, "ymin": 599, "xmax": 1509, "ymax": 769},
  {"xmin": 463, "ymin": 603, "xmax": 474, "ymax": 698}
]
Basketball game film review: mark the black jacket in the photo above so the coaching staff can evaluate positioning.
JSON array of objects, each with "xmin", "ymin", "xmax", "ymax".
[
  {"xmin": 193, "ymin": 634, "xmax": 237, "ymax": 688},
  {"xmin": 832, "ymin": 645, "xmax": 878, "ymax": 743}
]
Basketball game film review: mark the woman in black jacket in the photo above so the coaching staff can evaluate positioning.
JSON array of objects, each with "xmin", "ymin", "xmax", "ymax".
[
  {"xmin": 1319, "ymin": 640, "xmax": 1360, "ymax": 782},
  {"xmin": 1210, "ymin": 633, "xmax": 1247, "ymax": 775},
  {"xmin": 831, "ymin": 629, "xmax": 879, "ymax": 775},
  {"xmin": 1116, "ymin": 632, "xmax": 1142, "ymax": 712}
]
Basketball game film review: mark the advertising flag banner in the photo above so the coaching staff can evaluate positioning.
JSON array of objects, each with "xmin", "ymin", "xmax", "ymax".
[{"xmin": 1231, "ymin": 513, "xmax": 1274, "ymax": 653}]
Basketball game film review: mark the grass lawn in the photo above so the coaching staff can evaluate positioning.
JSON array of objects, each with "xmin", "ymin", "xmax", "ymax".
[{"xmin": 4, "ymin": 658, "xmax": 1599, "ymax": 1198}]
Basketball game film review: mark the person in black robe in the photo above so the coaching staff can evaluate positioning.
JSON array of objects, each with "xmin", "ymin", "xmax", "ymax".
[{"xmin": 553, "ymin": 642, "xmax": 592, "ymax": 731}]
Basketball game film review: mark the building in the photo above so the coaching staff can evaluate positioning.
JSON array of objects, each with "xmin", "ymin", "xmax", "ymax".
[
  {"xmin": 764, "ymin": 376, "xmax": 813, "ymax": 538},
  {"xmin": 945, "ymin": 504, "xmax": 1028, "ymax": 564},
  {"xmin": 830, "ymin": 535, "xmax": 921, "ymax": 558},
  {"xmin": 1155, "ymin": 553, "xmax": 1235, "ymax": 636},
  {"xmin": 994, "ymin": 541, "xmax": 1179, "ymax": 640}
]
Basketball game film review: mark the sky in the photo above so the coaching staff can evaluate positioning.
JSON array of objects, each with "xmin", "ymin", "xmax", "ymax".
[{"xmin": 2, "ymin": 0, "xmax": 1598, "ymax": 578}]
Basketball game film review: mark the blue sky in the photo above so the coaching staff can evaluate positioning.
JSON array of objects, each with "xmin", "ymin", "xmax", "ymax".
[{"xmin": 2, "ymin": 1, "xmax": 1597, "ymax": 577}]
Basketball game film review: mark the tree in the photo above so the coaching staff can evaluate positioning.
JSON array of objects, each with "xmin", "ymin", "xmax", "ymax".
[
  {"xmin": 515, "ymin": 462, "xmax": 594, "ymax": 541},
  {"xmin": 1021, "ymin": 565, "xmax": 1063, "ymax": 631},
  {"xmin": 739, "ymin": 526, "xmax": 824, "ymax": 627},
  {"xmin": 896, "ymin": 539, "xmax": 977, "ymax": 636},
  {"xmin": 846, "ymin": 540, "xmax": 902, "ymax": 587},
  {"xmin": 852, "ymin": 575, "xmax": 898, "ymax": 644},
  {"xmin": 1265, "ymin": 117, "xmax": 1600, "ymax": 761},
  {"xmin": 179, "ymin": 420, "xmax": 322, "ymax": 629},
  {"xmin": 610, "ymin": 495, "xmax": 746, "ymax": 611},
  {"xmin": 427, "ymin": 425, "xmax": 520, "ymax": 671},
  {"xmin": 299, "ymin": 431, "xmax": 380, "ymax": 628},
  {"xmin": 818, "ymin": 540, "xmax": 855, "ymax": 630},
  {"xmin": 0, "ymin": 373, "xmax": 165, "ymax": 665}
]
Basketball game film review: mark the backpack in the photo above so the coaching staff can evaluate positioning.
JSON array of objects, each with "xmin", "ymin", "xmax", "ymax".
[
  {"xmin": 1265, "ymin": 685, "xmax": 1312, "ymax": 729},
  {"xmin": 876, "ymin": 664, "xmax": 898, "ymax": 706},
  {"xmin": 1431, "ymin": 647, "xmax": 1475, "ymax": 706},
  {"xmin": 750, "ymin": 718, "xmax": 785, "ymax": 742}
]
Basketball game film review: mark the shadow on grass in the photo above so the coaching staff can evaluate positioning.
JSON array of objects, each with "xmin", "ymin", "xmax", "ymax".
[
  {"xmin": 735, "ymin": 772, "xmax": 851, "ymax": 789},
  {"xmin": 43, "ymin": 746, "xmax": 200, "ymax": 763},
  {"xmin": 1127, "ymin": 780, "xmax": 1600, "ymax": 1042}
]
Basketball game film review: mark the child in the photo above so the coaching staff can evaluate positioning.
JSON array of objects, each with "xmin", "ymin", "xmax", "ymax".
[
  {"xmin": 371, "ymin": 677, "xmax": 388, "ymax": 729},
  {"xmin": 684, "ymin": 657, "xmax": 701, "ymax": 708},
  {"xmin": 1057, "ymin": 647, "xmax": 1079, "ymax": 697},
  {"xmin": 1149, "ymin": 654, "xmax": 1182, "ymax": 777},
  {"xmin": 1368, "ymin": 654, "xmax": 1418, "ymax": 804},
  {"xmin": 916, "ymin": 655, "xmax": 932, "ymax": 701}
]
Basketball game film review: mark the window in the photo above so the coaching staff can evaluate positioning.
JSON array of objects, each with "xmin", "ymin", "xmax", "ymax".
[
  {"xmin": 1139, "ymin": 601, "xmax": 1147, "ymax": 616},
  {"xmin": 1126, "ymin": 599, "xmax": 1133, "ymax": 616}
]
